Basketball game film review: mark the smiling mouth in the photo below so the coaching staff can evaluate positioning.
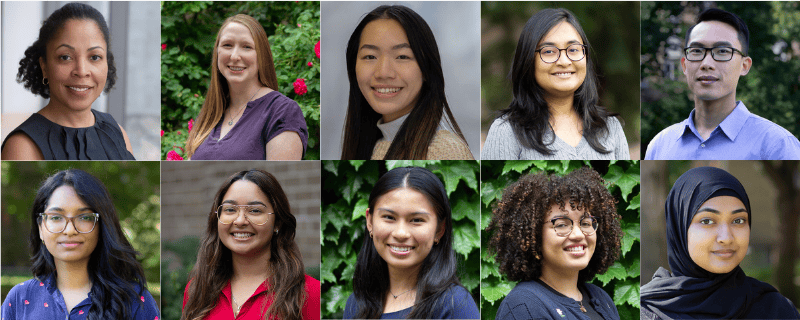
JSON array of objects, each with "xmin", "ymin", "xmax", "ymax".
[
  {"xmin": 565, "ymin": 245, "xmax": 585, "ymax": 252},
  {"xmin": 67, "ymin": 86, "xmax": 92, "ymax": 92},
  {"xmin": 59, "ymin": 242, "xmax": 82, "ymax": 248},
  {"xmin": 389, "ymin": 245, "xmax": 414, "ymax": 253},
  {"xmin": 228, "ymin": 66, "xmax": 245, "ymax": 72},
  {"xmin": 232, "ymin": 232, "xmax": 254, "ymax": 240},
  {"xmin": 712, "ymin": 250, "xmax": 736, "ymax": 258},
  {"xmin": 374, "ymin": 87, "xmax": 401, "ymax": 94}
]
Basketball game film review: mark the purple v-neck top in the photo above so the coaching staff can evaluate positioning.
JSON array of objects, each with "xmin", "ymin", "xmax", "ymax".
[{"xmin": 191, "ymin": 91, "xmax": 308, "ymax": 160}]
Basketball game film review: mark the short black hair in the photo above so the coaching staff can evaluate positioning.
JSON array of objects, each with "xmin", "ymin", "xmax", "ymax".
[{"xmin": 685, "ymin": 8, "xmax": 749, "ymax": 56}]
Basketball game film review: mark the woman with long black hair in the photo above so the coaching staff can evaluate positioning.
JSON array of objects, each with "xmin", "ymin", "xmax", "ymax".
[
  {"xmin": 343, "ymin": 166, "xmax": 479, "ymax": 319},
  {"xmin": 482, "ymin": 8, "xmax": 629, "ymax": 160},
  {"xmin": 1, "ymin": 169, "xmax": 158, "ymax": 319}
]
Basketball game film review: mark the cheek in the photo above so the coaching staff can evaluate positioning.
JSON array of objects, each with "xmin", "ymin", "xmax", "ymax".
[
  {"xmin": 355, "ymin": 63, "xmax": 370, "ymax": 88},
  {"xmin": 687, "ymin": 227, "xmax": 710, "ymax": 263}
]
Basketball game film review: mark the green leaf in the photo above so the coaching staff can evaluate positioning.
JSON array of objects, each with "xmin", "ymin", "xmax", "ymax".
[
  {"xmin": 481, "ymin": 206, "xmax": 493, "ymax": 230},
  {"xmin": 481, "ymin": 281, "xmax": 515, "ymax": 303},
  {"xmin": 323, "ymin": 285, "xmax": 350, "ymax": 314},
  {"xmin": 453, "ymin": 222, "xmax": 479, "ymax": 258},
  {"xmin": 320, "ymin": 251, "xmax": 341, "ymax": 284},
  {"xmin": 501, "ymin": 161, "xmax": 535, "ymax": 174},
  {"xmin": 341, "ymin": 175, "xmax": 363, "ymax": 205},
  {"xmin": 594, "ymin": 262, "xmax": 626, "ymax": 286},
  {"xmin": 481, "ymin": 262, "xmax": 500, "ymax": 280},
  {"xmin": 439, "ymin": 162, "xmax": 477, "ymax": 196},
  {"xmin": 385, "ymin": 160, "xmax": 415, "ymax": 170},
  {"xmin": 613, "ymin": 282, "xmax": 640, "ymax": 307},
  {"xmin": 323, "ymin": 161, "xmax": 337, "ymax": 175},
  {"xmin": 627, "ymin": 258, "xmax": 641, "ymax": 278},
  {"xmin": 351, "ymin": 198, "xmax": 368, "ymax": 221},
  {"xmin": 452, "ymin": 193, "xmax": 478, "ymax": 223},
  {"xmin": 350, "ymin": 160, "xmax": 365, "ymax": 171},
  {"xmin": 626, "ymin": 194, "xmax": 640, "ymax": 211},
  {"xmin": 481, "ymin": 181, "xmax": 505, "ymax": 206},
  {"xmin": 621, "ymin": 222, "xmax": 641, "ymax": 255},
  {"xmin": 604, "ymin": 165, "xmax": 640, "ymax": 201}
]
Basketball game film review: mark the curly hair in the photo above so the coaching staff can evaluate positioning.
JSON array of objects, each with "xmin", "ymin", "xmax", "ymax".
[
  {"xmin": 17, "ymin": 2, "xmax": 116, "ymax": 99},
  {"xmin": 486, "ymin": 167, "xmax": 621, "ymax": 283}
]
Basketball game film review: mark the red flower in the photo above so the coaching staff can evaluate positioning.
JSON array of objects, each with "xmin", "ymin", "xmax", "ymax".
[
  {"xmin": 194, "ymin": 93, "xmax": 199, "ymax": 98},
  {"xmin": 308, "ymin": 61, "xmax": 313, "ymax": 67},
  {"xmin": 315, "ymin": 40, "xmax": 320, "ymax": 58},
  {"xmin": 297, "ymin": 23, "xmax": 302, "ymax": 28},
  {"xmin": 166, "ymin": 150, "xmax": 184, "ymax": 161},
  {"xmin": 161, "ymin": 44, "xmax": 166, "ymax": 51},
  {"xmin": 293, "ymin": 78, "xmax": 307, "ymax": 95},
  {"xmin": 160, "ymin": 130, "xmax": 164, "ymax": 137},
  {"xmin": 177, "ymin": 131, "xmax": 182, "ymax": 135},
  {"xmin": 188, "ymin": 119, "xmax": 194, "ymax": 132}
]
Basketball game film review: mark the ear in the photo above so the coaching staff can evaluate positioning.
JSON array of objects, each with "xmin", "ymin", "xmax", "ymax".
[
  {"xmin": 39, "ymin": 57, "xmax": 47, "ymax": 79},
  {"xmin": 680, "ymin": 57, "xmax": 687, "ymax": 75},
  {"xmin": 365, "ymin": 208, "xmax": 373, "ymax": 234},
  {"xmin": 740, "ymin": 56, "xmax": 752, "ymax": 76},
  {"xmin": 435, "ymin": 220, "xmax": 446, "ymax": 243}
]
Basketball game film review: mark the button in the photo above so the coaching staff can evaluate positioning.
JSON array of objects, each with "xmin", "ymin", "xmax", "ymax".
[{"xmin": 701, "ymin": 144, "xmax": 705, "ymax": 147}]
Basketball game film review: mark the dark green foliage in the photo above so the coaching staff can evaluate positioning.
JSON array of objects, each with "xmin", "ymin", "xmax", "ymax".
[
  {"xmin": 161, "ymin": 1, "xmax": 321, "ymax": 159},
  {"xmin": 480, "ymin": 160, "xmax": 640, "ymax": 320},
  {"xmin": 320, "ymin": 160, "xmax": 481, "ymax": 319}
]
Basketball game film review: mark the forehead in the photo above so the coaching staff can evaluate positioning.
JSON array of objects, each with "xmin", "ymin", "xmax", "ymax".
[
  {"xmin": 49, "ymin": 19, "xmax": 106, "ymax": 48},
  {"xmin": 359, "ymin": 19, "xmax": 410, "ymax": 47},
  {"xmin": 46, "ymin": 185, "xmax": 89, "ymax": 208},
  {"xmin": 219, "ymin": 22, "xmax": 255, "ymax": 41},
  {"xmin": 538, "ymin": 20, "xmax": 582, "ymax": 46},
  {"xmin": 223, "ymin": 180, "xmax": 269, "ymax": 202},
  {"xmin": 374, "ymin": 187, "xmax": 436, "ymax": 214},
  {"xmin": 546, "ymin": 201, "xmax": 587, "ymax": 219},
  {"xmin": 687, "ymin": 20, "xmax": 742, "ymax": 48}
]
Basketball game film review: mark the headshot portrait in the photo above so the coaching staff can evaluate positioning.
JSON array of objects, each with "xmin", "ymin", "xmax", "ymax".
[
  {"xmin": 321, "ymin": 160, "xmax": 480, "ymax": 319},
  {"xmin": 321, "ymin": 2, "xmax": 480, "ymax": 160},
  {"xmin": 160, "ymin": 161, "xmax": 321, "ymax": 320},
  {"xmin": 1, "ymin": 1, "xmax": 161, "ymax": 160},
  {"xmin": 642, "ymin": 2, "xmax": 800, "ymax": 160},
  {"xmin": 161, "ymin": 2, "xmax": 320, "ymax": 160},
  {"xmin": 481, "ymin": 2, "xmax": 640, "ymax": 160},
  {"xmin": 1, "ymin": 161, "xmax": 161, "ymax": 319},
  {"xmin": 640, "ymin": 161, "xmax": 800, "ymax": 319},
  {"xmin": 481, "ymin": 160, "xmax": 640, "ymax": 320}
]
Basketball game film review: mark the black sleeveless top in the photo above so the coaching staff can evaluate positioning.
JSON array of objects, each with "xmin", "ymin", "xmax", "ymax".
[{"xmin": 1, "ymin": 109, "xmax": 135, "ymax": 160}]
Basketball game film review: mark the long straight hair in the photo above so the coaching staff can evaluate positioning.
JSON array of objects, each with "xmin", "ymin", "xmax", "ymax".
[
  {"xmin": 181, "ymin": 169, "xmax": 306, "ymax": 320},
  {"xmin": 341, "ymin": 5, "xmax": 468, "ymax": 160},
  {"xmin": 29, "ymin": 169, "xmax": 146, "ymax": 320},
  {"xmin": 353, "ymin": 167, "xmax": 462, "ymax": 318},
  {"xmin": 500, "ymin": 8, "xmax": 617, "ymax": 155},
  {"xmin": 185, "ymin": 15, "xmax": 279, "ymax": 158}
]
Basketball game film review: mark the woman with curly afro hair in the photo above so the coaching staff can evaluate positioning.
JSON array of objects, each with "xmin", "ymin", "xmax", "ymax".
[
  {"xmin": 1, "ymin": 2, "xmax": 134, "ymax": 160},
  {"xmin": 487, "ymin": 167, "xmax": 622, "ymax": 320}
]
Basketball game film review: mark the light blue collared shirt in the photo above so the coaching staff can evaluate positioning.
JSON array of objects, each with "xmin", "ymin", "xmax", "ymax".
[{"xmin": 645, "ymin": 101, "xmax": 800, "ymax": 160}]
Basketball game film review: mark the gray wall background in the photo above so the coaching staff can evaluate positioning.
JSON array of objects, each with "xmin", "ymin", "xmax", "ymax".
[
  {"xmin": 320, "ymin": 1, "xmax": 481, "ymax": 160},
  {"xmin": 1, "ymin": 1, "xmax": 160, "ymax": 160}
]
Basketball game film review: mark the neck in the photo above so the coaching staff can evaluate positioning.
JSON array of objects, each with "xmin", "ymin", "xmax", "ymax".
[
  {"xmin": 231, "ymin": 246, "xmax": 272, "ymax": 282},
  {"xmin": 693, "ymin": 97, "xmax": 738, "ymax": 135},
  {"xmin": 55, "ymin": 259, "xmax": 92, "ymax": 291},
  {"xmin": 539, "ymin": 265, "xmax": 581, "ymax": 300},
  {"xmin": 39, "ymin": 103, "xmax": 95, "ymax": 128},
  {"xmin": 228, "ymin": 81, "xmax": 263, "ymax": 110},
  {"xmin": 546, "ymin": 95, "xmax": 576, "ymax": 117},
  {"xmin": 387, "ymin": 264, "xmax": 419, "ymax": 296}
]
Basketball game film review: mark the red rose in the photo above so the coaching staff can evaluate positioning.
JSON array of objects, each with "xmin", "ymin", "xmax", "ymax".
[
  {"xmin": 308, "ymin": 61, "xmax": 313, "ymax": 67},
  {"xmin": 293, "ymin": 78, "xmax": 307, "ymax": 95},
  {"xmin": 161, "ymin": 44, "xmax": 166, "ymax": 51},
  {"xmin": 166, "ymin": 150, "xmax": 184, "ymax": 161},
  {"xmin": 188, "ymin": 119, "xmax": 194, "ymax": 132},
  {"xmin": 315, "ymin": 40, "xmax": 320, "ymax": 58},
  {"xmin": 160, "ymin": 130, "xmax": 164, "ymax": 137}
]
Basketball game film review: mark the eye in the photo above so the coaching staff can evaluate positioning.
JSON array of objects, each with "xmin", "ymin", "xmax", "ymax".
[
  {"xmin": 78, "ymin": 214, "xmax": 94, "ymax": 221},
  {"xmin": 361, "ymin": 54, "xmax": 376, "ymax": 60},
  {"xmin": 249, "ymin": 207, "xmax": 265, "ymax": 214},
  {"xmin": 699, "ymin": 218, "xmax": 714, "ymax": 225},
  {"xmin": 381, "ymin": 214, "xmax": 395, "ymax": 221},
  {"xmin": 541, "ymin": 48, "xmax": 555, "ymax": 55},
  {"xmin": 715, "ymin": 47, "xmax": 733, "ymax": 54},
  {"xmin": 411, "ymin": 217, "xmax": 426, "ymax": 223},
  {"xmin": 58, "ymin": 55, "xmax": 72, "ymax": 61},
  {"xmin": 90, "ymin": 55, "xmax": 103, "ymax": 61},
  {"xmin": 733, "ymin": 217, "xmax": 747, "ymax": 224},
  {"xmin": 221, "ymin": 43, "xmax": 233, "ymax": 48},
  {"xmin": 687, "ymin": 48, "xmax": 705, "ymax": 55},
  {"xmin": 397, "ymin": 54, "xmax": 413, "ymax": 60},
  {"xmin": 48, "ymin": 215, "xmax": 64, "ymax": 221}
]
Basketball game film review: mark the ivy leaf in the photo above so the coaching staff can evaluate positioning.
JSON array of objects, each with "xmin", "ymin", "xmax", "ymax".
[
  {"xmin": 453, "ymin": 222, "xmax": 479, "ymax": 258},
  {"xmin": 481, "ymin": 206, "xmax": 493, "ymax": 230},
  {"xmin": 621, "ymin": 222, "xmax": 641, "ymax": 255},
  {"xmin": 351, "ymin": 198, "xmax": 368, "ymax": 221},
  {"xmin": 481, "ymin": 281, "xmax": 515, "ymax": 303},
  {"xmin": 595, "ymin": 262, "xmax": 626, "ymax": 286},
  {"xmin": 320, "ymin": 251, "xmax": 341, "ymax": 284},
  {"xmin": 341, "ymin": 175, "xmax": 362, "ymax": 205},
  {"xmin": 501, "ymin": 161, "xmax": 535, "ymax": 174},
  {"xmin": 439, "ymin": 162, "xmax": 477, "ymax": 196},
  {"xmin": 481, "ymin": 181, "xmax": 505, "ymax": 206},
  {"xmin": 627, "ymin": 258, "xmax": 641, "ymax": 278},
  {"xmin": 350, "ymin": 160, "xmax": 366, "ymax": 171},
  {"xmin": 341, "ymin": 252, "xmax": 358, "ymax": 279},
  {"xmin": 604, "ymin": 165, "xmax": 639, "ymax": 201},
  {"xmin": 323, "ymin": 160, "xmax": 337, "ymax": 175},
  {"xmin": 613, "ymin": 282, "xmax": 640, "ymax": 307},
  {"xmin": 453, "ymin": 193, "xmax": 479, "ymax": 223},
  {"xmin": 330, "ymin": 205, "xmax": 347, "ymax": 234},
  {"xmin": 626, "ymin": 194, "xmax": 640, "ymax": 211},
  {"xmin": 323, "ymin": 285, "xmax": 350, "ymax": 314},
  {"xmin": 481, "ymin": 262, "xmax": 500, "ymax": 280},
  {"xmin": 531, "ymin": 160, "xmax": 550, "ymax": 171},
  {"xmin": 385, "ymin": 160, "xmax": 415, "ymax": 170}
]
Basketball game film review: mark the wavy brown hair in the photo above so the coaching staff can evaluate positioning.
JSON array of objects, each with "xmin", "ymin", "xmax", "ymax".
[
  {"xmin": 185, "ymin": 14, "xmax": 279, "ymax": 158},
  {"xmin": 181, "ymin": 169, "xmax": 306, "ymax": 320},
  {"xmin": 486, "ymin": 167, "xmax": 621, "ymax": 283}
]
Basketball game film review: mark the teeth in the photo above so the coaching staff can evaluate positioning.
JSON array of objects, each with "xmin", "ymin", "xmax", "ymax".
[
  {"xmin": 375, "ymin": 87, "xmax": 400, "ymax": 94},
  {"xmin": 566, "ymin": 246, "xmax": 584, "ymax": 252},
  {"xmin": 554, "ymin": 73, "xmax": 572, "ymax": 76},
  {"xmin": 229, "ymin": 66, "xmax": 244, "ymax": 71},
  {"xmin": 232, "ymin": 233, "xmax": 253, "ymax": 239},
  {"xmin": 390, "ymin": 245, "xmax": 411, "ymax": 252},
  {"xmin": 68, "ymin": 87, "xmax": 90, "ymax": 92}
]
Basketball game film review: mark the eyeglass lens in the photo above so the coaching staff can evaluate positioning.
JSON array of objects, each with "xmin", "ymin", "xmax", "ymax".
[
  {"xmin": 217, "ymin": 204, "xmax": 271, "ymax": 225},
  {"xmin": 539, "ymin": 44, "xmax": 586, "ymax": 63},
  {"xmin": 685, "ymin": 47, "xmax": 736, "ymax": 61},
  {"xmin": 42, "ymin": 213, "xmax": 98, "ymax": 233},
  {"xmin": 552, "ymin": 217, "xmax": 597, "ymax": 237}
]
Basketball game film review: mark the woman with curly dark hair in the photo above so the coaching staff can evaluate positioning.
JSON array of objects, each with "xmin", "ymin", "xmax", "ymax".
[
  {"xmin": 1, "ymin": 2, "xmax": 133, "ymax": 160},
  {"xmin": 487, "ymin": 167, "xmax": 622, "ymax": 319}
]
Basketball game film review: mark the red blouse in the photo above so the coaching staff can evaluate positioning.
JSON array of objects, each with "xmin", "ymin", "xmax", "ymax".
[{"xmin": 183, "ymin": 275, "xmax": 321, "ymax": 320}]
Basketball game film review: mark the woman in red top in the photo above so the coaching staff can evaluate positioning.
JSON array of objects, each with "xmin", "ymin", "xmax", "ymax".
[{"xmin": 181, "ymin": 169, "xmax": 320, "ymax": 320}]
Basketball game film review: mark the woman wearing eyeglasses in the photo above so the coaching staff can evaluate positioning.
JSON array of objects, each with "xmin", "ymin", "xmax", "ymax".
[
  {"xmin": 181, "ymin": 169, "xmax": 320, "ymax": 320},
  {"xmin": 1, "ymin": 169, "xmax": 158, "ymax": 319},
  {"xmin": 482, "ymin": 8, "xmax": 629, "ymax": 160},
  {"xmin": 487, "ymin": 167, "xmax": 622, "ymax": 319}
]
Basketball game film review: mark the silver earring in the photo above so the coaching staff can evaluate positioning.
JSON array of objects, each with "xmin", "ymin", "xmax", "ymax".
[
  {"xmin": 274, "ymin": 229, "xmax": 279, "ymax": 235},
  {"xmin": 42, "ymin": 78, "xmax": 48, "ymax": 85}
]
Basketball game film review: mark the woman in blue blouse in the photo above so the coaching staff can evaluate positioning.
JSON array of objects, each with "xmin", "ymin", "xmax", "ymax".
[{"xmin": 2, "ymin": 169, "xmax": 159, "ymax": 319}]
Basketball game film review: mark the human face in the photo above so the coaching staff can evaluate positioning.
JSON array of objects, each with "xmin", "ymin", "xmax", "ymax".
[
  {"xmin": 687, "ymin": 196, "xmax": 749, "ymax": 274},
  {"xmin": 534, "ymin": 21, "xmax": 587, "ymax": 101},
  {"xmin": 681, "ymin": 21, "xmax": 752, "ymax": 103},
  {"xmin": 540, "ymin": 202, "xmax": 596, "ymax": 275},
  {"xmin": 39, "ymin": 19, "xmax": 108, "ymax": 113},
  {"xmin": 38, "ymin": 186, "xmax": 99, "ymax": 266},
  {"xmin": 366, "ymin": 188, "xmax": 444, "ymax": 273},
  {"xmin": 217, "ymin": 180, "xmax": 276, "ymax": 258},
  {"xmin": 356, "ymin": 19, "xmax": 423, "ymax": 123},
  {"xmin": 217, "ymin": 22, "xmax": 259, "ymax": 88}
]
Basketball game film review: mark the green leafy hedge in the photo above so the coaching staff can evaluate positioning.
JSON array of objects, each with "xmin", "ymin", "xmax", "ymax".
[
  {"xmin": 161, "ymin": 1, "xmax": 320, "ymax": 160},
  {"xmin": 320, "ymin": 160, "xmax": 481, "ymax": 318},
  {"xmin": 480, "ymin": 160, "xmax": 641, "ymax": 320}
]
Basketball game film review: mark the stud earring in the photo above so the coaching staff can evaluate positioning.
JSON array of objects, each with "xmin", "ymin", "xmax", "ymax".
[
  {"xmin": 274, "ymin": 229, "xmax": 279, "ymax": 235},
  {"xmin": 369, "ymin": 231, "xmax": 373, "ymax": 238}
]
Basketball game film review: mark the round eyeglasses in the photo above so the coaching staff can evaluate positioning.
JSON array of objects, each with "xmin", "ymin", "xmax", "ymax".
[
  {"xmin": 216, "ymin": 204, "xmax": 273, "ymax": 225},
  {"xmin": 39, "ymin": 213, "xmax": 100, "ymax": 234},
  {"xmin": 535, "ymin": 44, "xmax": 587, "ymax": 63},
  {"xmin": 547, "ymin": 216, "xmax": 598, "ymax": 237},
  {"xmin": 684, "ymin": 46, "xmax": 746, "ymax": 62}
]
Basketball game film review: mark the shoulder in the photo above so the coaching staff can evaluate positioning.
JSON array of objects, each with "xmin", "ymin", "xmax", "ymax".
[
  {"xmin": 743, "ymin": 114, "xmax": 800, "ymax": 158},
  {"xmin": 131, "ymin": 284, "xmax": 160, "ymax": 319},
  {"xmin": 583, "ymin": 282, "xmax": 613, "ymax": 303},
  {"xmin": 2, "ymin": 131, "xmax": 44, "ymax": 160},
  {"xmin": 645, "ymin": 122, "xmax": 686, "ymax": 159},
  {"xmin": 302, "ymin": 275, "xmax": 321, "ymax": 320},
  {"xmin": 259, "ymin": 90, "xmax": 301, "ymax": 111},
  {"xmin": 427, "ymin": 130, "xmax": 473, "ymax": 160},
  {"xmin": 488, "ymin": 117, "xmax": 514, "ymax": 135},
  {"xmin": 482, "ymin": 117, "xmax": 523, "ymax": 160},
  {"xmin": 440, "ymin": 285, "xmax": 480, "ymax": 319},
  {"xmin": 6, "ymin": 279, "xmax": 41, "ymax": 297},
  {"xmin": 496, "ymin": 281, "xmax": 550, "ymax": 320},
  {"xmin": 343, "ymin": 293, "xmax": 358, "ymax": 319}
]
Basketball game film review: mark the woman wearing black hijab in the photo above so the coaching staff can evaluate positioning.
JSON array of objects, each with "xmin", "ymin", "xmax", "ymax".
[{"xmin": 640, "ymin": 166, "xmax": 799, "ymax": 319}]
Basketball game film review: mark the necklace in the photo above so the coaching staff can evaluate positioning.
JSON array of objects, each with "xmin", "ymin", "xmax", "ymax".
[
  {"xmin": 578, "ymin": 300, "xmax": 586, "ymax": 313},
  {"xmin": 389, "ymin": 288, "xmax": 414, "ymax": 299},
  {"xmin": 232, "ymin": 295, "xmax": 242, "ymax": 314},
  {"xmin": 227, "ymin": 88, "xmax": 260, "ymax": 126}
]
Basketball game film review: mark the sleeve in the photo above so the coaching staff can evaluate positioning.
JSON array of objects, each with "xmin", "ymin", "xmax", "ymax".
[
  {"xmin": 494, "ymin": 288, "xmax": 550, "ymax": 320},
  {"xmin": 445, "ymin": 286, "xmax": 480, "ymax": 319},
  {"xmin": 342, "ymin": 294, "xmax": 357, "ymax": 319},
  {"xmin": 302, "ymin": 275, "xmax": 321, "ymax": 320},
  {"xmin": 2, "ymin": 281, "xmax": 22, "ymax": 320},
  {"xmin": 182, "ymin": 280, "xmax": 191, "ymax": 309},
  {"xmin": 132, "ymin": 287, "xmax": 160, "ymax": 320},
  {"xmin": 262, "ymin": 97, "xmax": 309, "ymax": 154},
  {"xmin": 481, "ymin": 118, "xmax": 521, "ymax": 160},
  {"xmin": 764, "ymin": 131, "xmax": 800, "ymax": 160},
  {"xmin": 609, "ymin": 117, "xmax": 630, "ymax": 160},
  {"xmin": 426, "ymin": 131, "xmax": 475, "ymax": 160},
  {"xmin": 644, "ymin": 131, "xmax": 662, "ymax": 160}
]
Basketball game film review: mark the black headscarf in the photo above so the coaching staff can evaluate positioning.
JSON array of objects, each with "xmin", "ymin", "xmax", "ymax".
[{"xmin": 640, "ymin": 166, "xmax": 799, "ymax": 319}]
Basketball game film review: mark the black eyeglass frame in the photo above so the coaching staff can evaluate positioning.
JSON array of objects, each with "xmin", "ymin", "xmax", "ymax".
[
  {"xmin": 547, "ymin": 215, "xmax": 598, "ymax": 237},
  {"xmin": 216, "ymin": 204, "xmax": 274, "ymax": 226},
  {"xmin": 683, "ymin": 46, "xmax": 747, "ymax": 62},
  {"xmin": 38, "ymin": 212, "xmax": 101, "ymax": 234},
  {"xmin": 534, "ymin": 44, "xmax": 588, "ymax": 64}
]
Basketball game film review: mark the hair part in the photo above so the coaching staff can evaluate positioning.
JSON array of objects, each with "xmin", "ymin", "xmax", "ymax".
[
  {"xmin": 29, "ymin": 169, "xmax": 145, "ymax": 320},
  {"xmin": 340, "ymin": 5, "xmax": 469, "ymax": 160},
  {"xmin": 182, "ymin": 169, "xmax": 306, "ymax": 320},
  {"xmin": 185, "ymin": 14, "xmax": 279, "ymax": 158},
  {"xmin": 685, "ymin": 8, "xmax": 750, "ymax": 56},
  {"xmin": 487, "ymin": 167, "xmax": 621, "ymax": 283},
  {"xmin": 499, "ymin": 8, "xmax": 617, "ymax": 156},
  {"xmin": 17, "ymin": 2, "xmax": 116, "ymax": 99},
  {"xmin": 353, "ymin": 166, "xmax": 467, "ymax": 318}
]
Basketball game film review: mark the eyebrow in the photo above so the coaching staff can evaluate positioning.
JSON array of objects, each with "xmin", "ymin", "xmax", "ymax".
[
  {"xmin": 45, "ymin": 206, "xmax": 93, "ymax": 213},
  {"xmin": 56, "ymin": 44, "xmax": 105, "ymax": 52},
  {"xmin": 538, "ymin": 40, "xmax": 582, "ymax": 47},
  {"xmin": 221, "ymin": 200, "xmax": 268, "ymax": 206},
  {"xmin": 375, "ymin": 207, "xmax": 431, "ymax": 216},
  {"xmin": 359, "ymin": 43, "xmax": 411, "ymax": 51},
  {"xmin": 695, "ymin": 207, "xmax": 748, "ymax": 215},
  {"xmin": 687, "ymin": 41, "xmax": 734, "ymax": 48}
]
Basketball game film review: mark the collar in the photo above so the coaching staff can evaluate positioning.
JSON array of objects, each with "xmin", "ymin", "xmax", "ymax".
[
  {"xmin": 376, "ymin": 113, "xmax": 410, "ymax": 143},
  {"xmin": 681, "ymin": 101, "xmax": 750, "ymax": 141},
  {"xmin": 222, "ymin": 279, "xmax": 270, "ymax": 307}
]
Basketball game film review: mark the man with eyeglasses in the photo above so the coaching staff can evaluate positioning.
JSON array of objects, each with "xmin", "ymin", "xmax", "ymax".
[{"xmin": 645, "ymin": 8, "xmax": 800, "ymax": 160}]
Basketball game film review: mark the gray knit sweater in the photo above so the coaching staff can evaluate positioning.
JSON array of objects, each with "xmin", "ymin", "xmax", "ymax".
[{"xmin": 481, "ymin": 116, "xmax": 630, "ymax": 160}]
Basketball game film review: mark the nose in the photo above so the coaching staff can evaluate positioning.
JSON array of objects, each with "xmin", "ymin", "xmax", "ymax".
[
  {"xmin": 73, "ymin": 58, "xmax": 89, "ymax": 77},
  {"xmin": 230, "ymin": 46, "xmax": 241, "ymax": 61},
  {"xmin": 567, "ymin": 222, "xmax": 586, "ymax": 240},
  {"xmin": 391, "ymin": 221, "xmax": 411, "ymax": 240},
  {"xmin": 716, "ymin": 223, "xmax": 733, "ymax": 244},
  {"xmin": 63, "ymin": 219, "xmax": 79, "ymax": 235},
  {"xmin": 232, "ymin": 209, "xmax": 250, "ymax": 226},
  {"xmin": 699, "ymin": 50, "xmax": 716, "ymax": 71},
  {"xmin": 555, "ymin": 48, "xmax": 573, "ymax": 66},
  {"xmin": 374, "ymin": 56, "xmax": 396, "ymax": 79}
]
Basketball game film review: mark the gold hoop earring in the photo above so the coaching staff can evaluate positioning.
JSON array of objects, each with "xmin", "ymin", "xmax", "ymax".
[
  {"xmin": 369, "ymin": 231, "xmax": 373, "ymax": 238},
  {"xmin": 42, "ymin": 78, "xmax": 49, "ymax": 85}
]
